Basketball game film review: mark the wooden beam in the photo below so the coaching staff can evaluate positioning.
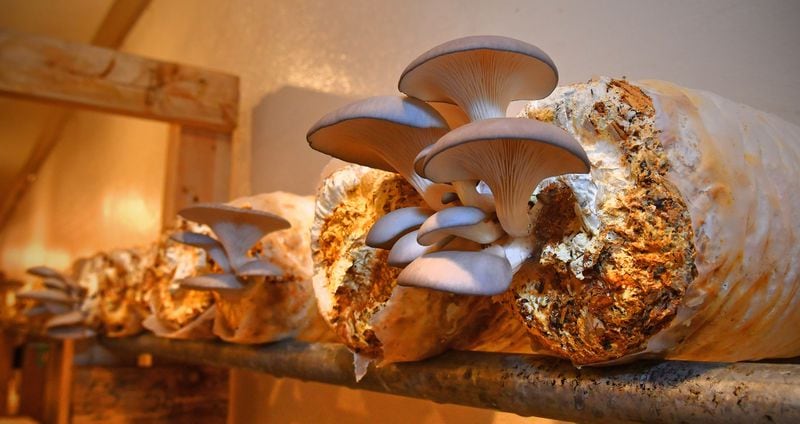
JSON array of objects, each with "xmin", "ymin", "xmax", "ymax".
[
  {"xmin": 43, "ymin": 340, "xmax": 74, "ymax": 424},
  {"xmin": 0, "ymin": 29, "xmax": 239, "ymax": 131},
  {"xmin": 91, "ymin": 0, "xmax": 152, "ymax": 48},
  {"xmin": 161, "ymin": 125, "xmax": 231, "ymax": 228},
  {"xmin": 18, "ymin": 343, "xmax": 48, "ymax": 421},
  {"xmin": 0, "ymin": 0, "xmax": 154, "ymax": 231}
]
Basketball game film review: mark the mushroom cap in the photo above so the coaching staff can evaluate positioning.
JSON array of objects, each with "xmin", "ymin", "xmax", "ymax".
[
  {"xmin": 171, "ymin": 231, "xmax": 231, "ymax": 272},
  {"xmin": 387, "ymin": 230, "xmax": 452, "ymax": 268},
  {"xmin": 397, "ymin": 250, "xmax": 512, "ymax": 296},
  {"xmin": 366, "ymin": 206, "xmax": 434, "ymax": 249},
  {"xmin": 307, "ymin": 96, "xmax": 448, "ymax": 172},
  {"xmin": 422, "ymin": 118, "xmax": 590, "ymax": 236},
  {"xmin": 179, "ymin": 273, "xmax": 244, "ymax": 292},
  {"xmin": 399, "ymin": 36, "xmax": 558, "ymax": 113},
  {"xmin": 45, "ymin": 310, "xmax": 85, "ymax": 329},
  {"xmin": 416, "ymin": 206, "xmax": 503, "ymax": 246},
  {"xmin": 46, "ymin": 326, "xmax": 96, "ymax": 340},
  {"xmin": 16, "ymin": 289, "xmax": 78, "ymax": 305},
  {"xmin": 27, "ymin": 266, "xmax": 65, "ymax": 280},
  {"xmin": 236, "ymin": 259, "xmax": 283, "ymax": 278},
  {"xmin": 178, "ymin": 203, "xmax": 290, "ymax": 272}
]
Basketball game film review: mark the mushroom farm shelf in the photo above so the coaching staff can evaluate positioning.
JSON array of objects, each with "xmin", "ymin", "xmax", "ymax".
[{"xmin": 102, "ymin": 335, "xmax": 800, "ymax": 423}]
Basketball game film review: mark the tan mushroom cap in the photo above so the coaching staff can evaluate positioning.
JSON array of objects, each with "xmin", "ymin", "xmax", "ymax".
[
  {"xmin": 307, "ymin": 96, "xmax": 450, "ymax": 209},
  {"xmin": 179, "ymin": 273, "xmax": 244, "ymax": 292},
  {"xmin": 422, "ymin": 118, "xmax": 590, "ymax": 237},
  {"xmin": 399, "ymin": 35, "xmax": 558, "ymax": 121},
  {"xmin": 178, "ymin": 203, "xmax": 290, "ymax": 272}
]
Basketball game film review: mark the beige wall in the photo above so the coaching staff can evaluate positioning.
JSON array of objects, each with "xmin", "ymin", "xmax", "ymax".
[{"xmin": 1, "ymin": 0, "xmax": 798, "ymax": 422}]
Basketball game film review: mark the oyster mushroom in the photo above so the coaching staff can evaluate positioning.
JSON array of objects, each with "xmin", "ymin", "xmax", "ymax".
[
  {"xmin": 170, "ymin": 231, "xmax": 231, "ymax": 272},
  {"xmin": 387, "ymin": 230, "xmax": 452, "ymax": 267},
  {"xmin": 178, "ymin": 203, "xmax": 290, "ymax": 274},
  {"xmin": 416, "ymin": 206, "xmax": 504, "ymax": 246},
  {"xmin": 307, "ymin": 96, "xmax": 451, "ymax": 210},
  {"xmin": 422, "ymin": 118, "xmax": 590, "ymax": 237},
  {"xmin": 397, "ymin": 250, "xmax": 512, "ymax": 296},
  {"xmin": 399, "ymin": 35, "xmax": 558, "ymax": 121},
  {"xmin": 18, "ymin": 267, "xmax": 94, "ymax": 339},
  {"xmin": 366, "ymin": 206, "xmax": 434, "ymax": 249}
]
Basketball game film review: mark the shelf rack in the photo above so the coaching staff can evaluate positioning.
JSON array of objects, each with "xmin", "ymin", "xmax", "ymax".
[{"xmin": 102, "ymin": 334, "xmax": 800, "ymax": 423}]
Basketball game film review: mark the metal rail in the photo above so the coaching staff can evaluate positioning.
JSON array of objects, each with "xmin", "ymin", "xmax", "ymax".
[{"xmin": 102, "ymin": 335, "xmax": 800, "ymax": 423}]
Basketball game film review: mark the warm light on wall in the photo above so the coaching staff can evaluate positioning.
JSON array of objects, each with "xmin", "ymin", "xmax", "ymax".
[{"xmin": 101, "ymin": 190, "xmax": 160, "ymax": 233}]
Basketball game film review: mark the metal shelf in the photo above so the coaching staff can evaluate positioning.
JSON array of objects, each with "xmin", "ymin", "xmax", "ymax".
[{"xmin": 101, "ymin": 335, "xmax": 800, "ymax": 423}]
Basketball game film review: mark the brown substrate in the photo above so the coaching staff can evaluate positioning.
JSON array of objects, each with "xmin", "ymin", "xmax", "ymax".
[
  {"xmin": 318, "ymin": 173, "xmax": 422, "ymax": 358},
  {"xmin": 511, "ymin": 79, "xmax": 697, "ymax": 364}
]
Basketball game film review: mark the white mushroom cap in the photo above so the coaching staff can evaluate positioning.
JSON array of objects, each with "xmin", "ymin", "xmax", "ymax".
[
  {"xmin": 387, "ymin": 230, "xmax": 452, "ymax": 268},
  {"xmin": 399, "ymin": 35, "xmax": 558, "ymax": 121},
  {"xmin": 366, "ymin": 206, "xmax": 434, "ymax": 249},
  {"xmin": 27, "ymin": 266, "xmax": 78, "ymax": 288},
  {"xmin": 307, "ymin": 96, "xmax": 450, "ymax": 209},
  {"xmin": 178, "ymin": 203, "xmax": 290, "ymax": 273},
  {"xmin": 397, "ymin": 251, "xmax": 512, "ymax": 296},
  {"xmin": 422, "ymin": 118, "xmax": 590, "ymax": 237},
  {"xmin": 179, "ymin": 273, "xmax": 244, "ymax": 292},
  {"xmin": 416, "ymin": 206, "xmax": 504, "ymax": 246},
  {"xmin": 171, "ymin": 231, "xmax": 231, "ymax": 272}
]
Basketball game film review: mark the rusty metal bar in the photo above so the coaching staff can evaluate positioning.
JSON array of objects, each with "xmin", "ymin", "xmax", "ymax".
[{"xmin": 102, "ymin": 335, "xmax": 800, "ymax": 423}]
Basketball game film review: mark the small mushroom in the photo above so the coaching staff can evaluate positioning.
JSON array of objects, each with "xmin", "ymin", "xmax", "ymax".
[
  {"xmin": 366, "ymin": 207, "xmax": 434, "ymax": 249},
  {"xmin": 16, "ymin": 289, "xmax": 78, "ymax": 305},
  {"xmin": 307, "ymin": 96, "xmax": 450, "ymax": 209},
  {"xmin": 178, "ymin": 273, "xmax": 244, "ymax": 292},
  {"xmin": 27, "ymin": 266, "xmax": 78, "ymax": 288},
  {"xmin": 171, "ymin": 231, "xmax": 231, "ymax": 272},
  {"xmin": 397, "ymin": 251, "xmax": 512, "ymax": 296},
  {"xmin": 399, "ymin": 35, "xmax": 558, "ymax": 121},
  {"xmin": 387, "ymin": 230, "xmax": 452, "ymax": 268},
  {"xmin": 236, "ymin": 259, "xmax": 283, "ymax": 278},
  {"xmin": 178, "ymin": 204, "xmax": 290, "ymax": 273},
  {"xmin": 422, "ymin": 118, "xmax": 590, "ymax": 237},
  {"xmin": 416, "ymin": 206, "xmax": 504, "ymax": 246},
  {"xmin": 45, "ymin": 310, "xmax": 85, "ymax": 329}
]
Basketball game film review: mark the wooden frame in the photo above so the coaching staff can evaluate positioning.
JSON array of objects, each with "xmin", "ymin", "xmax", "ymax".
[{"xmin": 0, "ymin": 12, "xmax": 239, "ymax": 422}]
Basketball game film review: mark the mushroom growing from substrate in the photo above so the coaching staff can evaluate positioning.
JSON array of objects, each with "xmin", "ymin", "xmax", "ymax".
[
  {"xmin": 307, "ymin": 96, "xmax": 454, "ymax": 210},
  {"xmin": 398, "ymin": 35, "xmax": 558, "ymax": 122},
  {"xmin": 15, "ymin": 267, "xmax": 95, "ymax": 339},
  {"xmin": 174, "ymin": 203, "xmax": 289, "ymax": 293},
  {"xmin": 422, "ymin": 118, "xmax": 590, "ymax": 238}
]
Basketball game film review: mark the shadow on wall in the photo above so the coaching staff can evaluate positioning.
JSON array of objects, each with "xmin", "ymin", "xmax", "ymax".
[
  {"xmin": 229, "ymin": 369, "xmax": 497, "ymax": 424},
  {"xmin": 251, "ymin": 86, "xmax": 356, "ymax": 196}
]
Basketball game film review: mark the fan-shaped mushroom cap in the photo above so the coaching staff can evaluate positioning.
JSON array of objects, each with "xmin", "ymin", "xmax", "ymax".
[
  {"xmin": 16, "ymin": 289, "xmax": 78, "ymax": 305},
  {"xmin": 178, "ymin": 204, "xmax": 290, "ymax": 273},
  {"xmin": 366, "ymin": 207, "xmax": 434, "ymax": 249},
  {"xmin": 45, "ymin": 310, "xmax": 85, "ymax": 329},
  {"xmin": 46, "ymin": 326, "xmax": 96, "ymax": 340},
  {"xmin": 236, "ymin": 259, "xmax": 283, "ymax": 278},
  {"xmin": 171, "ymin": 231, "xmax": 231, "ymax": 272},
  {"xmin": 307, "ymin": 96, "xmax": 450, "ymax": 209},
  {"xmin": 422, "ymin": 118, "xmax": 590, "ymax": 237},
  {"xmin": 399, "ymin": 35, "xmax": 558, "ymax": 121},
  {"xmin": 179, "ymin": 274, "xmax": 244, "ymax": 292},
  {"xmin": 27, "ymin": 266, "xmax": 77, "ymax": 288},
  {"xmin": 397, "ymin": 251, "xmax": 512, "ymax": 296},
  {"xmin": 417, "ymin": 206, "xmax": 504, "ymax": 246},
  {"xmin": 387, "ymin": 230, "xmax": 452, "ymax": 268}
]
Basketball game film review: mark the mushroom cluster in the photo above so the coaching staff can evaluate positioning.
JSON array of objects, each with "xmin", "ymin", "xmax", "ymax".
[
  {"xmin": 308, "ymin": 36, "xmax": 590, "ymax": 296},
  {"xmin": 171, "ymin": 203, "xmax": 291, "ymax": 293},
  {"xmin": 15, "ymin": 266, "xmax": 95, "ymax": 339}
]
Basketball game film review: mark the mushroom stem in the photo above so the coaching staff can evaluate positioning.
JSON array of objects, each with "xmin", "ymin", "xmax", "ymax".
[
  {"xmin": 483, "ymin": 236, "xmax": 535, "ymax": 272},
  {"xmin": 453, "ymin": 180, "xmax": 495, "ymax": 212}
]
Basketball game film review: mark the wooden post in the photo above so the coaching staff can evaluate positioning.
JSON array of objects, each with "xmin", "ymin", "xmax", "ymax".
[
  {"xmin": 0, "ymin": 331, "xmax": 13, "ymax": 416},
  {"xmin": 18, "ymin": 342, "xmax": 48, "ymax": 421},
  {"xmin": 18, "ymin": 340, "xmax": 74, "ymax": 423},
  {"xmin": 161, "ymin": 125, "xmax": 232, "ymax": 228}
]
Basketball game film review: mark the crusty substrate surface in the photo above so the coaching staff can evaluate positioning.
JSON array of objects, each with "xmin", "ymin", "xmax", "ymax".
[
  {"xmin": 511, "ymin": 79, "xmax": 697, "ymax": 364},
  {"xmin": 317, "ymin": 172, "xmax": 423, "ymax": 358}
]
